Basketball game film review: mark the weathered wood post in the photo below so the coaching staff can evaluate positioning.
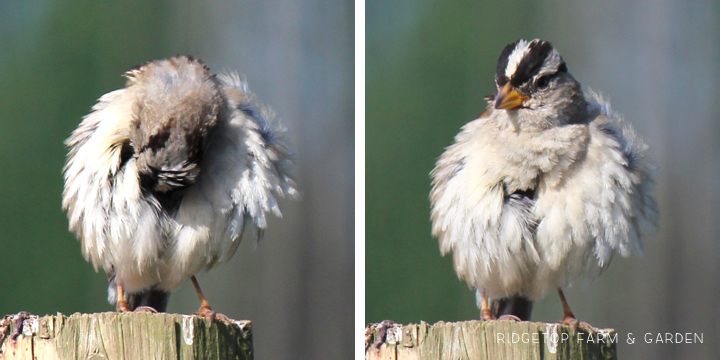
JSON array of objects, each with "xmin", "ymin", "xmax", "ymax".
[
  {"xmin": 0, "ymin": 312, "xmax": 252, "ymax": 360},
  {"xmin": 366, "ymin": 320, "xmax": 617, "ymax": 360}
]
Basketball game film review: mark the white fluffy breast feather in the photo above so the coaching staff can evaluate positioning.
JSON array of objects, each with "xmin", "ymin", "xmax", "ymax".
[
  {"xmin": 430, "ymin": 91, "xmax": 656, "ymax": 300},
  {"xmin": 63, "ymin": 73, "xmax": 297, "ymax": 298}
]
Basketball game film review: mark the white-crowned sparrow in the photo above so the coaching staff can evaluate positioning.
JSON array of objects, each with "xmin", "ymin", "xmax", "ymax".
[
  {"xmin": 430, "ymin": 39, "xmax": 657, "ymax": 325},
  {"xmin": 63, "ymin": 56, "xmax": 297, "ymax": 316}
]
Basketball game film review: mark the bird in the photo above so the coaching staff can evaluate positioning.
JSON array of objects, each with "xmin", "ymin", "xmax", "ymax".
[
  {"xmin": 62, "ymin": 56, "xmax": 297, "ymax": 318},
  {"xmin": 429, "ymin": 39, "xmax": 657, "ymax": 327}
]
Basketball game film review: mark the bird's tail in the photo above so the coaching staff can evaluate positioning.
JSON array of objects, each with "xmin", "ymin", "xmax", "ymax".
[
  {"xmin": 491, "ymin": 295, "xmax": 533, "ymax": 321},
  {"xmin": 127, "ymin": 287, "xmax": 170, "ymax": 312}
]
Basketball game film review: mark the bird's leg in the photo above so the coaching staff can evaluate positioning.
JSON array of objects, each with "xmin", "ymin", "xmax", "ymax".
[
  {"xmin": 116, "ymin": 281, "xmax": 130, "ymax": 312},
  {"xmin": 191, "ymin": 276, "xmax": 229, "ymax": 322},
  {"xmin": 480, "ymin": 289, "xmax": 494, "ymax": 321},
  {"xmin": 557, "ymin": 288, "xmax": 594, "ymax": 332},
  {"xmin": 191, "ymin": 275, "xmax": 213, "ymax": 316},
  {"xmin": 558, "ymin": 287, "xmax": 575, "ymax": 323}
]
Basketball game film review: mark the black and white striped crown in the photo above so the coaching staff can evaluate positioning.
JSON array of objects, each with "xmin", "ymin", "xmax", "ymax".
[{"xmin": 495, "ymin": 39, "xmax": 567, "ymax": 89}]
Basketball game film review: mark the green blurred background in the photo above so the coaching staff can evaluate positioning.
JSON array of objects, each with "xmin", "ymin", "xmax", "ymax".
[
  {"xmin": 0, "ymin": 1, "xmax": 353, "ymax": 359},
  {"xmin": 367, "ymin": 1, "xmax": 720, "ymax": 359}
]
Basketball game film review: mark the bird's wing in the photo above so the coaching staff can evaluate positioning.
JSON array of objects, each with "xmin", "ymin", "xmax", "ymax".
[
  {"xmin": 169, "ymin": 73, "xmax": 298, "ymax": 276},
  {"xmin": 63, "ymin": 89, "xmax": 133, "ymax": 271},
  {"xmin": 534, "ymin": 96, "xmax": 657, "ymax": 276},
  {"xmin": 214, "ymin": 73, "xmax": 298, "ymax": 234}
]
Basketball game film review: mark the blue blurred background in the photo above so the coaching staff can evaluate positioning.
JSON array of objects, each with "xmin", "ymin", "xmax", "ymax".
[
  {"xmin": 0, "ymin": 1, "xmax": 354, "ymax": 359},
  {"xmin": 367, "ymin": 1, "xmax": 720, "ymax": 359}
]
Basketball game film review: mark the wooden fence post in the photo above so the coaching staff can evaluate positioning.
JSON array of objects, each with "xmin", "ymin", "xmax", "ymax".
[
  {"xmin": 0, "ymin": 312, "xmax": 252, "ymax": 360},
  {"xmin": 366, "ymin": 320, "xmax": 617, "ymax": 360}
]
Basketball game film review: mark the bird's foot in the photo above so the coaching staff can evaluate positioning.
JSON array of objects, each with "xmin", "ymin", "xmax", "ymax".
[
  {"xmin": 365, "ymin": 320, "xmax": 398, "ymax": 352},
  {"xmin": 480, "ymin": 308, "xmax": 494, "ymax": 321},
  {"xmin": 498, "ymin": 314, "xmax": 522, "ymax": 322},
  {"xmin": 561, "ymin": 316, "xmax": 596, "ymax": 333},
  {"xmin": 189, "ymin": 276, "xmax": 229, "ymax": 323},
  {"xmin": 116, "ymin": 299, "xmax": 131, "ymax": 312},
  {"xmin": 195, "ymin": 306, "xmax": 230, "ymax": 323},
  {"xmin": 133, "ymin": 306, "xmax": 158, "ymax": 313},
  {"xmin": 577, "ymin": 321, "xmax": 596, "ymax": 333}
]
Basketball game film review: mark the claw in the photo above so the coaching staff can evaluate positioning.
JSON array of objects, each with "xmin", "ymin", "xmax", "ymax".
[
  {"xmin": 578, "ymin": 321, "xmax": 596, "ymax": 333},
  {"xmin": 133, "ymin": 306, "xmax": 158, "ymax": 313},
  {"xmin": 195, "ymin": 305, "xmax": 231, "ymax": 323},
  {"xmin": 190, "ymin": 275, "xmax": 229, "ymax": 322},
  {"xmin": 561, "ymin": 316, "xmax": 596, "ymax": 333},
  {"xmin": 498, "ymin": 314, "xmax": 522, "ymax": 322}
]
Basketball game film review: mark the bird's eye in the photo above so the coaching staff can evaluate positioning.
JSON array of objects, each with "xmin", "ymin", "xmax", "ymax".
[{"xmin": 535, "ymin": 75, "xmax": 550, "ymax": 89}]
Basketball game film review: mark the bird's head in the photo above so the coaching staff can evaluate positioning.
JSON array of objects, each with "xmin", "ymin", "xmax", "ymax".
[{"xmin": 491, "ymin": 39, "xmax": 587, "ymax": 129}]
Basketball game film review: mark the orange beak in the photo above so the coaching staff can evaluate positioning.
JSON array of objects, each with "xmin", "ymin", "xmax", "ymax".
[{"xmin": 494, "ymin": 83, "xmax": 528, "ymax": 110}]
